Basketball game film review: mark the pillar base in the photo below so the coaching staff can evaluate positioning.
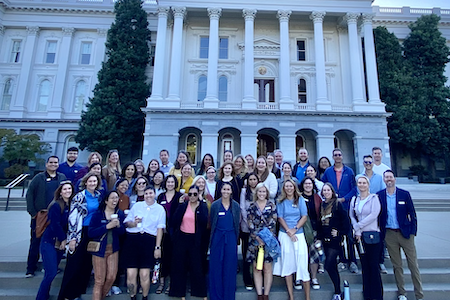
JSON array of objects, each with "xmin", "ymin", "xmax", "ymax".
[
  {"xmin": 204, "ymin": 97, "xmax": 219, "ymax": 109},
  {"xmin": 242, "ymin": 98, "xmax": 257, "ymax": 109},
  {"xmin": 316, "ymin": 102, "xmax": 332, "ymax": 111},
  {"xmin": 147, "ymin": 96, "xmax": 180, "ymax": 108},
  {"xmin": 353, "ymin": 102, "xmax": 385, "ymax": 113}
]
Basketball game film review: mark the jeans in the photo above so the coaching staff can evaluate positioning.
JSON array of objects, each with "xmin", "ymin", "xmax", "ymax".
[
  {"xmin": 27, "ymin": 218, "xmax": 41, "ymax": 274},
  {"xmin": 36, "ymin": 241, "xmax": 64, "ymax": 300}
]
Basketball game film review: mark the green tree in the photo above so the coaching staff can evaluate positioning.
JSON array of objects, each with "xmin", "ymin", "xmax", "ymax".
[
  {"xmin": 75, "ymin": 0, "xmax": 151, "ymax": 158},
  {"xmin": 0, "ymin": 129, "xmax": 51, "ymax": 178}
]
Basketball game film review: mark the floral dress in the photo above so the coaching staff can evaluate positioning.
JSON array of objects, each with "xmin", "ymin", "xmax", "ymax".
[{"xmin": 246, "ymin": 200, "xmax": 277, "ymax": 263}]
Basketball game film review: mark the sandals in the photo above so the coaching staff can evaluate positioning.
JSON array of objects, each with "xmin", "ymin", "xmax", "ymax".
[{"xmin": 155, "ymin": 282, "xmax": 165, "ymax": 294}]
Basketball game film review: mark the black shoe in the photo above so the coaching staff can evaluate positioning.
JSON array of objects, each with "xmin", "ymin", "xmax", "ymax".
[{"xmin": 25, "ymin": 272, "xmax": 34, "ymax": 278}]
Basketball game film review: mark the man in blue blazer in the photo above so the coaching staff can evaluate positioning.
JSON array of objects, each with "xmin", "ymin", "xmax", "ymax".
[{"xmin": 377, "ymin": 170, "xmax": 423, "ymax": 300}]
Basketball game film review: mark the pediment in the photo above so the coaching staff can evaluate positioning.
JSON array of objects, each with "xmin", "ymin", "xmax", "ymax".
[{"xmin": 253, "ymin": 37, "xmax": 280, "ymax": 50}]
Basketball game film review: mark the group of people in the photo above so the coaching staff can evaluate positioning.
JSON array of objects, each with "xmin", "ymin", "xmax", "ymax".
[{"xmin": 25, "ymin": 146, "xmax": 423, "ymax": 300}]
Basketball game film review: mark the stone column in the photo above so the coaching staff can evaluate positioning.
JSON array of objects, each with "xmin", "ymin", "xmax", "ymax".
[
  {"xmin": 310, "ymin": 11, "xmax": 331, "ymax": 111},
  {"xmin": 343, "ymin": 13, "xmax": 365, "ymax": 106},
  {"xmin": 201, "ymin": 133, "xmax": 219, "ymax": 160},
  {"xmin": 277, "ymin": 10, "xmax": 293, "ymax": 110},
  {"xmin": 49, "ymin": 27, "xmax": 75, "ymax": 118},
  {"xmin": 166, "ymin": 6, "xmax": 186, "ymax": 106},
  {"xmin": 242, "ymin": 9, "xmax": 257, "ymax": 109},
  {"xmin": 0, "ymin": 26, "xmax": 4, "ymax": 49},
  {"xmin": 315, "ymin": 134, "xmax": 335, "ymax": 161},
  {"xmin": 10, "ymin": 26, "xmax": 40, "ymax": 118},
  {"xmin": 279, "ymin": 134, "xmax": 297, "ymax": 164},
  {"xmin": 91, "ymin": 28, "xmax": 107, "ymax": 93},
  {"xmin": 240, "ymin": 133, "xmax": 257, "ymax": 160},
  {"xmin": 362, "ymin": 13, "xmax": 381, "ymax": 104},
  {"xmin": 148, "ymin": 7, "xmax": 170, "ymax": 104},
  {"xmin": 204, "ymin": 7, "xmax": 222, "ymax": 108}
]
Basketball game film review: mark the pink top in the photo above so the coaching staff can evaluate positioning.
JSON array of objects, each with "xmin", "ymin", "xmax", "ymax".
[{"xmin": 180, "ymin": 204, "xmax": 196, "ymax": 234}]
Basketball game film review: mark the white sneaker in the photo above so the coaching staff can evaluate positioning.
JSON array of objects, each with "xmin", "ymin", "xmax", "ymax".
[
  {"xmin": 311, "ymin": 278, "xmax": 320, "ymax": 290},
  {"xmin": 111, "ymin": 286, "xmax": 122, "ymax": 295},
  {"xmin": 331, "ymin": 294, "xmax": 342, "ymax": 300},
  {"xmin": 294, "ymin": 280, "xmax": 303, "ymax": 290},
  {"xmin": 398, "ymin": 296, "xmax": 407, "ymax": 300}
]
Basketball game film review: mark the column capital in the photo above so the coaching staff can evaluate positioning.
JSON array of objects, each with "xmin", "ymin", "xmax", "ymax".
[
  {"xmin": 97, "ymin": 28, "xmax": 108, "ymax": 37},
  {"xmin": 361, "ymin": 13, "xmax": 375, "ymax": 24},
  {"xmin": 277, "ymin": 10, "xmax": 292, "ymax": 22},
  {"xmin": 343, "ymin": 12, "xmax": 360, "ymax": 24},
  {"xmin": 26, "ymin": 26, "xmax": 40, "ymax": 36},
  {"xmin": 207, "ymin": 7, "xmax": 222, "ymax": 20},
  {"xmin": 243, "ymin": 8, "xmax": 257, "ymax": 21},
  {"xmin": 157, "ymin": 6, "xmax": 170, "ymax": 18},
  {"xmin": 310, "ymin": 11, "xmax": 326, "ymax": 23},
  {"xmin": 172, "ymin": 6, "xmax": 186, "ymax": 19},
  {"xmin": 62, "ymin": 27, "xmax": 75, "ymax": 36}
]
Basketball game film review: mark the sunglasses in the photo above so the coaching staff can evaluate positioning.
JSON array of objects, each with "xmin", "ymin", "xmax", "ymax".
[
  {"xmin": 188, "ymin": 192, "xmax": 198, "ymax": 197},
  {"xmin": 363, "ymin": 161, "xmax": 373, "ymax": 164},
  {"xmin": 333, "ymin": 153, "xmax": 342, "ymax": 157},
  {"xmin": 137, "ymin": 182, "xmax": 147, "ymax": 185}
]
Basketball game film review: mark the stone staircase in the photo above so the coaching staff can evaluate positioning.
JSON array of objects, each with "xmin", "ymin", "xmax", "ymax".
[{"xmin": 0, "ymin": 258, "xmax": 449, "ymax": 300}]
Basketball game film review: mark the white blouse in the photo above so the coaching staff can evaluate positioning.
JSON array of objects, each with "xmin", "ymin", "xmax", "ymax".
[{"xmin": 124, "ymin": 201, "xmax": 166, "ymax": 236}]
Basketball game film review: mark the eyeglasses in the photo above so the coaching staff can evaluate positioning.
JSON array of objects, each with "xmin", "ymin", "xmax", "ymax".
[
  {"xmin": 137, "ymin": 182, "xmax": 147, "ymax": 185},
  {"xmin": 363, "ymin": 161, "xmax": 373, "ymax": 165},
  {"xmin": 188, "ymin": 192, "xmax": 198, "ymax": 197}
]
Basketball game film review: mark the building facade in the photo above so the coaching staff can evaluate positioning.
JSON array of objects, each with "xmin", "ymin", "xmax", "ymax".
[{"xmin": 0, "ymin": 0, "xmax": 448, "ymax": 174}]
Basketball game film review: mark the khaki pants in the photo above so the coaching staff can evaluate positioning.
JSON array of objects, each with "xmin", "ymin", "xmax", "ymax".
[{"xmin": 385, "ymin": 229, "xmax": 423, "ymax": 299}]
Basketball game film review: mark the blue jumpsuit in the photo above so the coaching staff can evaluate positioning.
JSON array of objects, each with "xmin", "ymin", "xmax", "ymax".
[{"xmin": 209, "ymin": 205, "xmax": 237, "ymax": 300}]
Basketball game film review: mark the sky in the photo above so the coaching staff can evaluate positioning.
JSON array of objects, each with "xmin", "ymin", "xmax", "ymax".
[{"xmin": 372, "ymin": 0, "xmax": 449, "ymax": 9}]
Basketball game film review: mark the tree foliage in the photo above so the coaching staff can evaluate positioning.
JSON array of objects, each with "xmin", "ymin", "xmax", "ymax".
[
  {"xmin": 0, "ymin": 129, "xmax": 51, "ymax": 178},
  {"xmin": 374, "ymin": 15, "xmax": 450, "ymax": 174},
  {"xmin": 75, "ymin": 0, "xmax": 151, "ymax": 158}
]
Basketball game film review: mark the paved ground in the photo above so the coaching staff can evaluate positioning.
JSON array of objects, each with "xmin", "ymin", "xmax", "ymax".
[{"xmin": 1, "ymin": 183, "xmax": 450, "ymax": 262}]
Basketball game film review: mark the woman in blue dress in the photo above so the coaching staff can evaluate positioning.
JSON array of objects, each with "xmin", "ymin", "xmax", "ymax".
[{"xmin": 209, "ymin": 182, "xmax": 241, "ymax": 300}]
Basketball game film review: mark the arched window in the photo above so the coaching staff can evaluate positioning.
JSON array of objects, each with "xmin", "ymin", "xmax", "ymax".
[
  {"xmin": 197, "ymin": 75, "xmax": 207, "ymax": 101},
  {"xmin": 298, "ymin": 79, "xmax": 307, "ymax": 103},
  {"xmin": 37, "ymin": 80, "xmax": 51, "ymax": 111},
  {"xmin": 1, "ymin": 79, "xmax": 13, "ymax": 110},
  {"xmin": 218, "ymin": 76, "xmax": 227, "ymax": 101},
  {"xmin": 73, "ymin": 81, "xmax": 86, "ymax": 113},
  {"xmin": 186, "ymin": 134, "xmax": 197, "ymax": 164}
]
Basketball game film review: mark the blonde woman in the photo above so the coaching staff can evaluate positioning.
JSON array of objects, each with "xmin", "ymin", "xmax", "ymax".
[
  {"xmin": 246, "ymin": 183, "xmax": 277, "ymax": 300},
  {"xmin": 233, "ymin": 154, "xmax": 249, "ymax": 187},
  {"xmin": 102, "ymin": 150, "xmax": 121, "ymax": 191},
  {"xmin": 273, "ymin": 179, "xmax": 310, "ymax": 300},
  {"xmin": 192, "ymin": 175, "xmax": 214, "ymax": 208}
]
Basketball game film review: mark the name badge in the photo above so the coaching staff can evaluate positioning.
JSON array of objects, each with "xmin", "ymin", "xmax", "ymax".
[
  {"xmin": 46, "ymin": 178, "xmax": 51, "ymax": 181},
  {"xmin": 101, "ymin": 220, "xmax": 107, "ymax": 223},
  {"xmin": 398, "ymin": 201, "xmax": 406, "ymax": 205},
  {"xmin": 74, "ymin": 170, "xmax": 78, "ymax": 173},
  {"xmin": 218, "ymin": 212, "xmax": 225, "ymax": 216},
  {"xmin": 264, "ymin": 206, "xmax": 271, "ymax": 211},
  {"xmin": 161, "ymin": 201, "xmax": 167, "ymax": 205}
]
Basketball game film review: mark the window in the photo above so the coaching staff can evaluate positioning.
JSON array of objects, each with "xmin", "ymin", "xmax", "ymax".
[
  {"xmin": 10, "ymin": 41, "xmax": 21, "ymax": 63},
  {"xmin": 218, "ymin": 76, "xmax": 227, "ymax": 101},
  {"xmin": 1, "ymin": 79, "xmax": 13, "ymax": 110},
  {"xmin": 199, "ymin": 37, "xmax": 209, "ymax": 59},
  {"xmin": 200, "ymin": 36, "xmax": 229, "ymax": 59},
  {"xmin": 298, "ymin": 79, "xmax": 307, "ymax": 103},
  {"xmin": 186, "ymin": 134, "xmax": 197, "ymax": 164},
  {"xmin": 197, "ymin": 75, "xmax": 207, "ymax": 101},
  {"xmin": 254, "ymin": 79, "xmax": 275, "ymax": 103},
  {"xmin": 219, "ymin": 37, "xmax": 228, "ymax": 59},
  {"xmin": 80, "ymin": 42, "xmax": 92, "ymax": 65},
  {"xmin": 297, "ymin": 40, "xmax": 306, "ymax": 61},
  {"xmin": 45, "ymin": 41, "xmax": 57, "ymax": 64},
  {"xmin": 37, "ymin": 80, "xmax": 51, "ymax": 112},
  {"xmin": 150, "ymin": 45, "xmax": 156, "ymax": 66},
  {"xmin": 73, "ymin": 81, "xmax": 86, "ymax": 113}
]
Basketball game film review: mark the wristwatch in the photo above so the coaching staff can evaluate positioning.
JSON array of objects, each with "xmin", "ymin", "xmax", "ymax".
[{"xmin": 155, "ymin": 246, "xmax": 161, "ymax": 250}]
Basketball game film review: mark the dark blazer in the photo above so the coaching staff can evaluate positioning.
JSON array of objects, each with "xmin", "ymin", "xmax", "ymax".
[
  {"xmin": 321, "ymin": 165, "xmax": 356, "ymax": 210},
  {"xmin": 26, "ymin": 172, "xmax": 67, "ymax": 217},
  {"xmin": 377, "ymin": 187, "xmax": 417, "ymax": 239},
  {"xmin": 171, "ymin": 200, "xmax": 209, "ymax": 249},
  {"xmin": 157, "ymin": 191, "xmax": 183, "ymax": 235},
  {"xmin": 210, "ymin": 199, "xmax": 240, "ymax": 244},
  {"xmin": 88, "ymin": 209, "xmax": 126, "ymax": 257}
]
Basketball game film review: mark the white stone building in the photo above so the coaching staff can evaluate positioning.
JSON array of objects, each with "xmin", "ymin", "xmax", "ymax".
[{"xmin": 0, "ymin": 0, "xmax": 449, "ymax": 174}]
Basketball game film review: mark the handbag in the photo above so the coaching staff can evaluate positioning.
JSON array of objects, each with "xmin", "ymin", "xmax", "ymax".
[
  {"xmin": 303, "ymin": 216, "xmax": 315, "ymax": 245},
  {"xmin": 87, "ymin": 233, "xmax": 107, "ymax": 253},
  {"xmin": 362, "ymin": 231, "xmax": 380, "ymax": 244},
  {"xmin": 35, "ymin": 200, "xmax": 64, "ymax": 238}
]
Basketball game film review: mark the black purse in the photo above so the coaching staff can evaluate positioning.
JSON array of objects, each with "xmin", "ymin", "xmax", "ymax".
[{"xmin": 362, "ymin": 231, "xmax": 380, "ymax": 244}]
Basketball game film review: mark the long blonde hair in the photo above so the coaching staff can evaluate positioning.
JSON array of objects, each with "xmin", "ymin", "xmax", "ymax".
[
  {"xmin": 233, "ymin": 154, "xmax": 248, "ymax": 177},
  {"xmin": 104, "ymin": 149, "xmax": 121, "ymax": 174},
  {"xmin": 253, "ymin": 183, "xmax": 269, "ymax": 202},
  {"xmin": 277, "ymin": 178, "xmax": 301, "ymax": 206}
]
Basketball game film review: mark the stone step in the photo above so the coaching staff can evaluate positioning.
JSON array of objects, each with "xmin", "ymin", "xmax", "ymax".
[{"xmin": 0, "ymin": 259, "xmax": 449, "ymax": 300}]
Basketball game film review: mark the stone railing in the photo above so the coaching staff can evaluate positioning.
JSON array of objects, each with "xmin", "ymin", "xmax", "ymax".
[{"xmin": 373, "ymin": 6, "xmax": 450, "ymax": 16}]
